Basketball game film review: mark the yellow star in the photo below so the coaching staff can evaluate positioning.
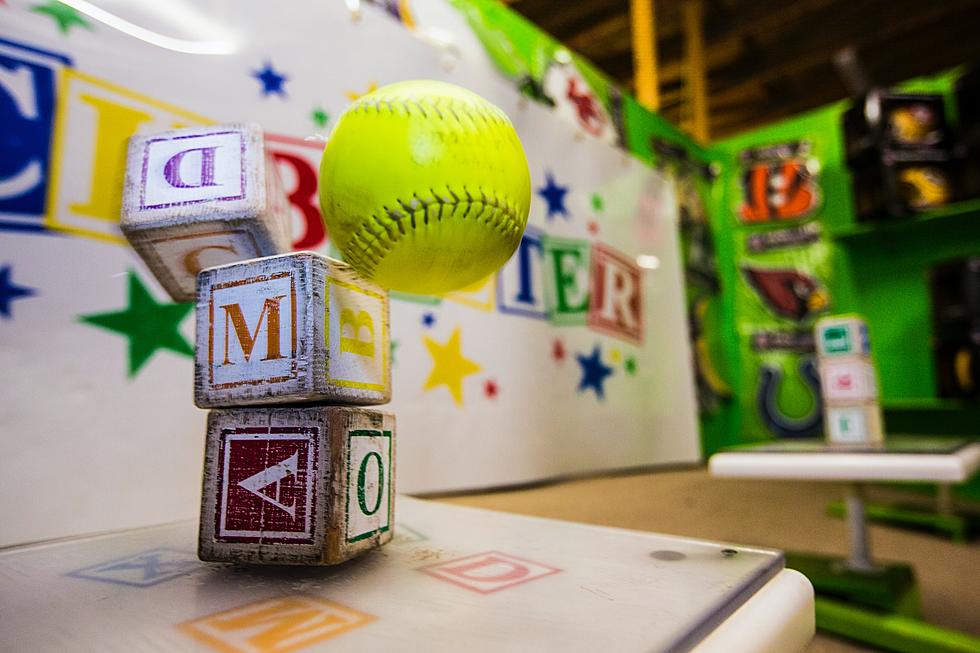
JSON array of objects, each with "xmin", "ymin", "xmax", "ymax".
[
  {"xmin": 610, "ymin": 348, "xmax": 622, "ymax": 363},
  {"xmin": 345, "ymin": 81, "xmax": 378, "ymax": 102},
  {"xmin": 423, "ymin": 327, "xmax": 481, "ymax": 405}
]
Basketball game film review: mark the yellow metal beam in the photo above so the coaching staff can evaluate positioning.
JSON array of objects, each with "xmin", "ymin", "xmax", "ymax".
[
  {"xmin": 682, "ymin": 0, "xmax": 709, "ymax": 143},
  {"xmin": 629, "ymin": 0, "xmax": 660, "ymax": 111}
]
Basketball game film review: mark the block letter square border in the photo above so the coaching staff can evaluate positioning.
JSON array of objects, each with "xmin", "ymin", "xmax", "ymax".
[
  {"xmin": 345, "ymin": 429, "xmax": 393, "ymax": 544},
  {"xmin": 324, "ymin": 277, "xmax": 389, "ymax": 392},
  {"xmin": 215, "ymin": 426, "xmax": 319, "ymax": 544},
  {"xmin": 207, "ymin": 270, "xmax": 298, "ymax": 390}
]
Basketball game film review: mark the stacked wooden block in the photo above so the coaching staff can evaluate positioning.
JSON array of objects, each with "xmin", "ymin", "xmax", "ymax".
[
  {"xmin": 122, "ymin": 124, "xmax": 394, "ymax": 565},
  {"xmin": 814, "ymin": 315, "xmax": 884, "ymax": 445}
]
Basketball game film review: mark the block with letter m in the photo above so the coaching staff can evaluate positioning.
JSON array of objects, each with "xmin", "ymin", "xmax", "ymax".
[{"xmin": 194, "ymin": 251, "xmax": 390, "ymax": 407}]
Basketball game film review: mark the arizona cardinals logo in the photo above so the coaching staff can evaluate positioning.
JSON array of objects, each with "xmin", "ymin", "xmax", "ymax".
[
  {"xmin": 739, "ymin": 159, "xmax": 819, "ymax": 223},
  {"xmin": 566, "ymin": 78, "xmax": 606, "ymax": 136},
  {"xmin": 742, "ymin": 266, "xmax": 829, "ymax": 321}
]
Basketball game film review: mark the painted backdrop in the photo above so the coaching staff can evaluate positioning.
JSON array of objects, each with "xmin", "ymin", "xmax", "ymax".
[{"xmin": 0, "ymin": 0, "xmax": 699, "ymax": 545}]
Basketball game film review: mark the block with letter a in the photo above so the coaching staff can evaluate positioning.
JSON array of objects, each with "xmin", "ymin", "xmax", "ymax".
[
  {"xmin": 199, "ymin": 405, "xmax": 395, "ymax": 565},
  {"xmin": 120, "ymin": 123, "xmax": 292, "ymax": 302},
  {"xmin": 194, "ymin": 251, "xmax": 390, "ymax": 407}
]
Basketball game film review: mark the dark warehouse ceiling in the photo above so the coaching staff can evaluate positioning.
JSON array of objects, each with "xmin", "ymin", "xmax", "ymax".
[{"xmin": 505, "ymin": 0, "xmax": 980, "ymax": 139}]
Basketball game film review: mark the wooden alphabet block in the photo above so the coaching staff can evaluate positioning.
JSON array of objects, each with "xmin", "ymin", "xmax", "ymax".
[
  {"xmin": 818, "ymin": 356, "xmax": 879, "ymax": 403},
  {"xmin": 121, "ymin": 123, "xmax": 292, "ymax": 302},
  {"xmin": 199, "ymin": 405, "xmax": 395, "ymax": 565},
  {"xmin": 194, "ymin": 251, "xmax": 390, "ymax": 407},
  {"xmin": 815, "ymin": 315, "xmax": 870, "ymax": 357},
  {"xmin": 825, "ymin": 404, "xmax": 884, "ymax": 445}
]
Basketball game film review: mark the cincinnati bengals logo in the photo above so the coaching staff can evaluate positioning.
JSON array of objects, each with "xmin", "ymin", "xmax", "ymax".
[{"xmin": 738, "ymin": 159, "xmax": 819, "ymax": 223}]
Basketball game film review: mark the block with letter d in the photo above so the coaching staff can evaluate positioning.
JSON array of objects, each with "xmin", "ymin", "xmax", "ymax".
[
  {"xmin": 121, "ymin": 123, "xmax": 292, "ymax": 302},
  {"xmin": 194, "ymin": 251, "xmax": 390, "ymax": 407},
  {"xmin": 199, "ymin": 405, "xmax": 395, "ymax": 565}
]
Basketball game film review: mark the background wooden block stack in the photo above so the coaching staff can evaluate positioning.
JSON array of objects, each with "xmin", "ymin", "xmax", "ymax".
[
  {"xmin": 815, "ymin": 315, "xmax": 884, "ymax": 445},
  {"xmin": 194, "ymin": 252, "xmax": 394, "ymax": 565}
]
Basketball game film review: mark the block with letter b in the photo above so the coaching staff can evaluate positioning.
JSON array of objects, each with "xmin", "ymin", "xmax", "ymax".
[
  {"xmin": 121, "ymin": 123, "xmax": 292, "ymax": 302},
  {"xmin": 194, "ymin": 251, "xmax": 390, "ymax": 407},
  {"xmin": 199, "ymin": 405, "xmax": 395, "ymax": 565}
]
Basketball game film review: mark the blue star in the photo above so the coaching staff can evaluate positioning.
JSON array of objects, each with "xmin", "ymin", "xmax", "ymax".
[
  {"xmin": 537, "ymin": 172, "xmax": 569, "ymax": 220},
  {"xmin": 421, "ymin": 312, "xmax": 436, "ymax": 328},
  {"xmin": 253, "ymin": 61, "xmax": 288, "ymax": 98},
  {"xmin": 0, "ymin": 265, "xmax": 36, "ymax": 319},
  {"xmin": 576, "ymin": 344, "xmax": 613, "ymax": 400}
]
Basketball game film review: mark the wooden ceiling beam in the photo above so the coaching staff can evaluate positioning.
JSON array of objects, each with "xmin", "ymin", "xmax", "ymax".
[
  {"xmin": 593, "ymin": 0, "xmax": 836, "ymax": 80},
  {"xmin": 709, "ymin": 0, "xmax": 980, "ymax": 96}
]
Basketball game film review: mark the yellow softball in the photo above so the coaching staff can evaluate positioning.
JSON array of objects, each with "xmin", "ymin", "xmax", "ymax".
[{"xmin": 318, "ymin": 80, "xmax": 531, "ymax": 294}]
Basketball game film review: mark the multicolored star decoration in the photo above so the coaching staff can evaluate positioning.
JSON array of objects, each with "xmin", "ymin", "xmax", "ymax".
[
  {"xmin": 484, "ymin": 379, "xmax": 499, "ymax": 400},
  {"xmin": 390, "ymin": 340, "xmax": 399, "ymax": 366},
  {"xmin": 537, "ymin": 172, "xmax": 569, "ymax": 220},
  {"xmin": 591, "ymin": 193, "xmax": 604, "ymax": 212},
  {"xmin": 624, "ymin": 356, "xmax": 637, "ymax": 376},
  {"xmin": 423, "ymin": 327, "xmax": 481, "ymax": 406},
  {"xmin": 78, "ymin": 271, "xmax": 193, "ymax": 377},
  {"xmin": 31, "ymin": 0, "xmax": 92, "ymax": 35},
  {"xmin": 0, "ymin": 265, "xmax": 36, "ymax": 318},
  {"xmin": 253, "ymin": 61, "xmax": 288, "ymax": 98},
  {"xmin": 311, "ymin": 106, "xmax": 330, "ymax": 129},
  {"xmin": 421, "ymin": 312, "xmax": 436, "ymax": 328},
  {"xmin": 552, "ymin": 338, "xmax": 566, "ymax": 363},
  {"xmin": 576, "ymin": 344, "xmax": 613, "ymax": 400},
  {"xmin": 587, "ymin": 221, "xmax": 600, "ymax": 236}
]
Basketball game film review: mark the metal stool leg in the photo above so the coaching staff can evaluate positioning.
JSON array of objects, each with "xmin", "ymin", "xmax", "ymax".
[{"xmin": 845, "ymin": 482, "xmax": 876, "ymax": 572}]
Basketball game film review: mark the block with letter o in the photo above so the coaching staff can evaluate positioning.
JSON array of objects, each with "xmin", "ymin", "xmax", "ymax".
[{"xmin": 346, "ymin": 429, "xmax": 393, "ymax": 543}]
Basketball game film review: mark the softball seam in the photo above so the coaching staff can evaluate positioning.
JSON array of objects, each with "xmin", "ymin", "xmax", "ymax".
[
  {"xmin": 344, "ymin": 185, "xmax": 523, "ymax": 279},
  {"xmin": 351, "ymin": 95, "xmax": 510, "ymax": 129}
]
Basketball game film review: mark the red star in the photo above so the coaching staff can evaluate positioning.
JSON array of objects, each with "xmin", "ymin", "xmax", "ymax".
[
  {"xmin": 552, "ymin": 338, "xmax": 566, "ymax": 363},
  {"xmin": 587, "ymin": 221, "xmax": 600, "ymax": 236},
  {"xmin": 484, "ymin": 379, "xmax": 499, "ymax": 399}
]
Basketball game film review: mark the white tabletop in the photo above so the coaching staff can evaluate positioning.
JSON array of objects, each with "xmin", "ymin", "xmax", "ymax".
[
  {"xmin": 709, "ymin": 438, "xmax": 980, "ymax": 483},
  {"xmin": 0, "ymin": 496, "xmax": 813, "ymax": 653}
]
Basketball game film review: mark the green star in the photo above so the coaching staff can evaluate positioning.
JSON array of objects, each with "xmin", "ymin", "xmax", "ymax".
[
  {"xmin": 591, "ymin": 193, "xmax": 604, "ymax": 212},
  {"xmin": 79, "ymin": 271, "xmax": 193, "ymax": 377},
  {"xmin": 31, "ymin": 0, "xmax": 93, "ymax": 35},
  {"xmin": 390, "ymin": 339, "xmax": 399, "ymax": 366},
  {"xmin": 311, "ymin": 107, "xmax": 330, "ymax": 128},
  {"xmin": 624, "ymin": 356, "xmax": 637, "ymax": 376}
]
